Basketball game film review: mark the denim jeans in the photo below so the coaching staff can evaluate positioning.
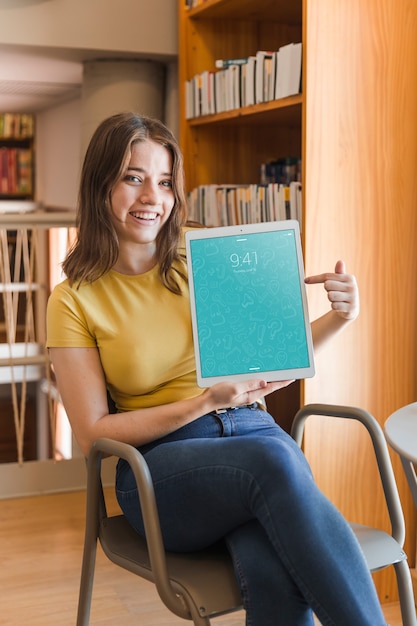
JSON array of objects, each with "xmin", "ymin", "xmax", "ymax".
[{"xmin": 116, "ymin": 406, "xmax": 386, "ymax": 626}]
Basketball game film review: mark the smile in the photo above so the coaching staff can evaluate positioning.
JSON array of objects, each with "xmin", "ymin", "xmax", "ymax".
[{"xmin": 130, "ymin": 211, "xmax": 159, "ymax": 221}]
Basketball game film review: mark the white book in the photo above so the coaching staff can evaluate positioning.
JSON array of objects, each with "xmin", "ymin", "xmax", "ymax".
[
  {"xmin": 255, "ymin": 51, "xmax": 274, "ymax": 104},
  {"xmin": 290, "ymin": 181, "xmax": 302, "ymax": 228},
  {"xmin": 225, "ymin": 65, "xmax": 241, "ymax": 110},
  {"xmin": 275, "ymin": 42, "xmax": 302, "ymax": 99},
  {"xmin": 208, "ymin": 72, "xmax": 216, "ymax": 114},
  {"xmin": 270, "ymin": 183, "xmax": 280, "ymax": 220},
  {"xmin": 214, "ymin": 69, "xmax": 225, "ymax": 113},
  {"xmin": 249, "ymin": 184, "xmax": 259, "ymax": 222},
  {"xmin": 276, "ymin": 184, "xmax": 287, "ymax": 221},
  {"xmin": 231, "ymin": 64, "xmax": 241, "ymax": 109},
  {"xmin": 266, "ymin": 183, "xmax": 275, "ymax": 220},
  {"xmin": 245, "ymin": 56, "xmax": 256, "ymax": 107},
  {"xmin": 267, "ymin": 52, "xmax": 277, "ymax": 101},
  {"xmin": 287, "ymin": 42, "xmax": 302, "ymax": 96},
  {"xmin": 204, "ymin": 184, "xmax": 219, "ymax": 226},
  {"xmin": 200, "ymin": 70, "xmax": 209, "ymax": 116}
]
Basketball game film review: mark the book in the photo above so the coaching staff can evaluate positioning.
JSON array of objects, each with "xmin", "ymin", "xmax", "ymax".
[
  {"xmin": 214, "ymin": 70, "xmax": 226, "ymax": 113},
  {"xmin": 228, "ymin": 64, "xmax": 242, "ymax": 110},
  {"xmin": 200, "ymin": 70, "xmax": 216, "ymax": 116},
  {"xmin": 267, "ymin": 52, "xmax": 277, "ymax": 102},
  {"xmin": 275, "ymin": 42, "xmax": 302, "ymax": 99},
  {"xmin": 255, "ymin": 51, "xmax": 274, "ymax": 104},
  {"xmin": 17, "ymin": 148, "xmax": 33, "ymax": 194},
  {"xmin": 290, "ymin": 181, "xmax": 302, "ymax": 228},
  {"xmin": 244, "ymin": 56, "xmax": 257, "ymax": 107},
  {"xmin": 185, "ymin": 80, "xmax": 194, "ymax": 119},
  {"xmin": 215, "ymin": 57, "xmax": 248, "ymax": 69}
]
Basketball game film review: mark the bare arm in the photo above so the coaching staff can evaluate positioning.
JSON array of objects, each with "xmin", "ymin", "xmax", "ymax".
[
  {"xmin": 306, "ymin": 260, "xmax": 360, "ymax": 353},
  {"xmin": 49, "ymin": 346, "xmax": 293, "ymax": 457}
]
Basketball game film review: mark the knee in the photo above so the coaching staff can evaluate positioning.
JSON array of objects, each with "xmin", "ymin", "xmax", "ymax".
[{"xmin": 239, "ymin": 436, "xmax": 314, "ymax": 488}]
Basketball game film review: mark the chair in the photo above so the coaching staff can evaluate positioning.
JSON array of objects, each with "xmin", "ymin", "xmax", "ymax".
[
  {"xmin": 292, "ymin": 403, "xmax": 416, "ymax": 626},
  {"xmin": 77, "ymin": 436, "xmax": 243, "ymax": 626},
  {"xmin": 77, "ymin": 403, "xmax": 417, "ymax": 625},
  {"xmin": 384, "ymin": 402, "xmax": 417, "ymax": 512},
  {"xmin": 385, "ymin": 402, "xmax": 417, "ymax": 610}
]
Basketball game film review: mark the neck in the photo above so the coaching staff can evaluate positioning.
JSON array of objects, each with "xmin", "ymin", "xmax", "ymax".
[{"xmin": 113, "ymin": 243, "xmax": 157, "ymax": 275}]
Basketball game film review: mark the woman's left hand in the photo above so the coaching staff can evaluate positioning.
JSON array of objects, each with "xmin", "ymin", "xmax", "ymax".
[{"xmin": 305, "ymin": 260, "xmax": 359, "ymax": 321}]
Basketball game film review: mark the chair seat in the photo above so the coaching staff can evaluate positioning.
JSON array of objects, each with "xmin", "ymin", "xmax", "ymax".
[
  {"xmin": 351, "ymin": 522, "xmax": 406, "ymax": 571},
  {"xmin": 100, "ymin": 515, "xmax": 243, "ymax": 619}
]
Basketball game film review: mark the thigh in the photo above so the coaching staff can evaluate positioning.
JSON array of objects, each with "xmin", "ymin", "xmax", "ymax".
[{"xmin": 116, "ymin": 424, "xmax": 311, "ymax": 551}]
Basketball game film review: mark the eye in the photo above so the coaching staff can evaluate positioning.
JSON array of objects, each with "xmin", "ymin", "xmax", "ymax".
[
  {"xmin": 124, "ymin": 174, "xmax": 142, "ymax": 184},
  {"xmin": 160, "ymin": 179, "xmax": 173, "ymax": 188}
]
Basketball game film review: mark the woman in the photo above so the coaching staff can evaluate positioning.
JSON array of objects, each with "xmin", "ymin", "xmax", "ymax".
[{"xmin": 47, "ymin": 112, "xmax": 386, "ymax": 625}]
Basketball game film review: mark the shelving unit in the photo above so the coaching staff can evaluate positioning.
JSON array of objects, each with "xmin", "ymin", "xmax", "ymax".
[
  {"xmin": 0, "ymin": 209, "xmax": 76, "ymax": 464},
  {"xmin": 178, "ymin": 0, "xmax": 417, "ymax": 604},
  {"xmin": 179, "ymin": 0, "xmax": 304, "ymax": 428},
  {"xmin": 0, "ymin": 113, "xmax": 35, "ymax": 199}
]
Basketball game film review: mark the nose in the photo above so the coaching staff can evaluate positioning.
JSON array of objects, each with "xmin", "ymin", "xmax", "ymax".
[{"xmin": 139, "ymin": 180, "xmax": 159, "ymax": 205}]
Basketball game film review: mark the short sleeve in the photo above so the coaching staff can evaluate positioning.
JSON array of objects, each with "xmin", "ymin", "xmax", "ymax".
[{"xmin": 46, "ymin": 281, "xmax": 97, "ymax": 348}]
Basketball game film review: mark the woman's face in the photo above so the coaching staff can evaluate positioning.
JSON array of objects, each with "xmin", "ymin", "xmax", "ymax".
[{"xmin": 109, "ymin": 139, "xmax": 175, "ymax": 247}]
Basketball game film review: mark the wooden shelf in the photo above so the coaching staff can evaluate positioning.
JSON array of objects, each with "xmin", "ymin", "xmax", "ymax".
[
  {"xmin": 188, "ymin": 0, "xmax": 301, "ymax": 23},
  {"xmin": 188, "ymin": 96, "xmax": 302, "ymax": 127}
]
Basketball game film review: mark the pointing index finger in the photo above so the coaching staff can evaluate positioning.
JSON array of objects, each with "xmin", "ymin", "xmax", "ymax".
[{"xmin": 304, "ymin": 272, "xmax": 328, "ymax": 285}]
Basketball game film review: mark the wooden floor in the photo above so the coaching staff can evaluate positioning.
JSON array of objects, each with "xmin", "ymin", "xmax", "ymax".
[{"xmin": 0, "ymin": 489, "xmax": 407, "ymax": 625}]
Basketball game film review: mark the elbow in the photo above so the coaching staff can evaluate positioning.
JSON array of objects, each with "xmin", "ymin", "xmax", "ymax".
[{"xmin": 75, "ymin": 434, "xmax": 96, "ymax": 459}]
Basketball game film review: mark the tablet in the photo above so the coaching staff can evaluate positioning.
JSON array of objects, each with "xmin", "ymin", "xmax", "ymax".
[{"xmin": 185, "ymin": 220, "xmax": 315, "ymax": 387}]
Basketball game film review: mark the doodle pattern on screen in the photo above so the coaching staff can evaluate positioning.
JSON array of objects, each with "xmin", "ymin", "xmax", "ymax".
[{"xmin": 190, "ymin": 229, "xmax": 310, "ymax": 377}]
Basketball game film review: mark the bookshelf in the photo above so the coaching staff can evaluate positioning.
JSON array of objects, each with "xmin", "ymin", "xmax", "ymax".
[
  {"xmin": 179, "ymin": 0, "xmax": 304, "ymax": 429},
  {"xmin": 0, "ymin": 113, "xmax": 35, "ymax": 199},
  {"xmin": 179, "ymin": 0, "xmax": 417, "ymax": 604}
]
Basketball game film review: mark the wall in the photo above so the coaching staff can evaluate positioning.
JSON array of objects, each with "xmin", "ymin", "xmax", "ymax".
[
  {"xmin": 0, "ymin": 0, "xmax": 179, "ymax": 496},
  {"xmin": 37, "ymin": 98, "xmax": 82, "ymax": 209},
  {"xmin": 35, "ymin": 61, "xmax": 179, "ymax": 213},
  {"xmin": 0, "ymin": 0, "xmax": 177, "ymax": 59}
]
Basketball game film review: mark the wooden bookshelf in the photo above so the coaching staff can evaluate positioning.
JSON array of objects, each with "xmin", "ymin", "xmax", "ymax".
[
  {"xmin": 179, "ymin": 0, "xmax": 417, "ymax": 604},
  {"xmin": 0, "ymin": 113, "xmax": 35, "ymax": 199}
]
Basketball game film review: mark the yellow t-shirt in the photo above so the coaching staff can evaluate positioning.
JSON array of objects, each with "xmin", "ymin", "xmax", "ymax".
[{"xmin": 46, "ymin": 259, "xmax": 203, "ymax": 412}]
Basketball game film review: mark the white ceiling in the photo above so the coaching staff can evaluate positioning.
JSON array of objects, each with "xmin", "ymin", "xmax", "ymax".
[{"xmin": 0, "ymin": 43, "xmax": 157, "ymax": 113}]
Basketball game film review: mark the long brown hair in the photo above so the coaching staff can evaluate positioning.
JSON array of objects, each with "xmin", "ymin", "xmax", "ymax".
[{"xmin": 63, "ymin": 112, "xmax": 188, "ymax": 293}]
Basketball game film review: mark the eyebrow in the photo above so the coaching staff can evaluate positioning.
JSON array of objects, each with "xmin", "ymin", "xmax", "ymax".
[{"xmin": 127, "ymin": 166, "xmax": 172, "ymax": 177}]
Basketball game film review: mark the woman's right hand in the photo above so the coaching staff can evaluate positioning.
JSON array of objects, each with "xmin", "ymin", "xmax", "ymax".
[{"xmin": 206, "ymin": 378, "xmax": 294, "ymax": 410}]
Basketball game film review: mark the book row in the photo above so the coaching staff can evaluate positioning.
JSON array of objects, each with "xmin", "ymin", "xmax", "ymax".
[
  {"xmin": 187, "ymin": 182, "xmax": 302, "ymax": 229},
  {"xmin": 260, "ymin": 157, "xmax": 302, "ymax": 186},
  {"xmin": 0, "ymin": 147, "xmax": 33, "ymax": 195},
  {"xmin": 185, "ymin": 44, "xmax": 302, "ymax": 119},
  {"xmin": 0, "ymin": 113, "xmax": 35, "ymax": 140}
]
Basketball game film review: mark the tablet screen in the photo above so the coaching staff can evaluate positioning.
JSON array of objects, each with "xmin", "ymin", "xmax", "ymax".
[{"xmin": 186, "ymin": 221, "xmax": 315, "ymax": 387}]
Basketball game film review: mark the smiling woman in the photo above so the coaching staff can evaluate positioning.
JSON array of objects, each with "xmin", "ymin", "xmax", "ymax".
[{"xmin": 45, "ymin": 111, "xmax": 387, "ymax": 626}]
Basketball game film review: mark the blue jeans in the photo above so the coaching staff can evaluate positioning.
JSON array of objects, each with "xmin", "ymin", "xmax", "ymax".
[{"xmin": 116, "ymin": 406, "xmax": 386, "ymax": 626}]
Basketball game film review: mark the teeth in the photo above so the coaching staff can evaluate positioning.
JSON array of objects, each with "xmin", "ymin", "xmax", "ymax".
[{"xmin": 131, "ymin": 211, "xmax": 158, "ymax": 220}]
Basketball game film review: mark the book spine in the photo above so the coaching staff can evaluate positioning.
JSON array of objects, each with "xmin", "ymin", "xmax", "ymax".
[{"xmin": 215, "ymin": 58, "xmax": 248, "ymax": 69}]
